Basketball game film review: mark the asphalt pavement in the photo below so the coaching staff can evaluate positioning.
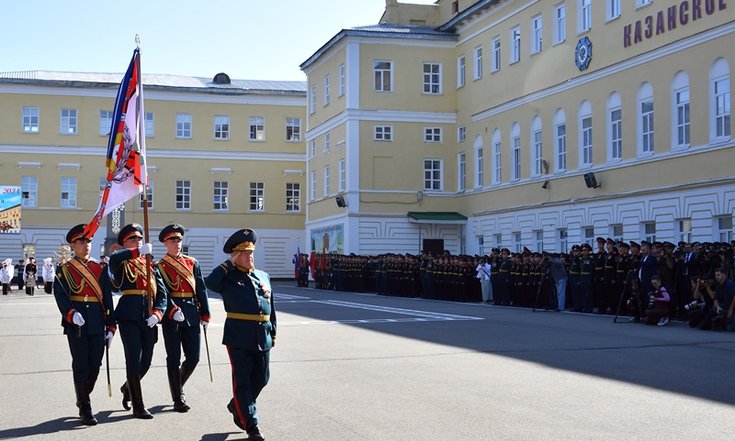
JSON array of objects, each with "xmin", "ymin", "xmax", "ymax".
[{"xmin": 1, "ymin": 282, "xmax": 734, "ymax": 440}]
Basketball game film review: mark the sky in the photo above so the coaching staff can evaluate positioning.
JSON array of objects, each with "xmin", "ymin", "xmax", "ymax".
[{"xmin": 1, "ymin": 0, "xmax": 437, "ymax": 82}]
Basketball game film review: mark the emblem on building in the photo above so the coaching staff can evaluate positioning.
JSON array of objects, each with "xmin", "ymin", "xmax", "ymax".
[{"xmin": 575, "ymin": 37, "xmax": 592, "ymax": 71}]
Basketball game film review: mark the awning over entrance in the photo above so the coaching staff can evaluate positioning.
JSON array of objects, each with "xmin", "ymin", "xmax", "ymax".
[{"xmin": 407, "ymin": 211, "xmax": 467, "ymax": 224}]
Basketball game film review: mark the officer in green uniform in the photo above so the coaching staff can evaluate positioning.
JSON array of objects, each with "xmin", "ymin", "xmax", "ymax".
[
  {"xmin": 579, "ymin": 243, "xmax": 595, "ymax": 312},
  {"xmin": 109, "ymin": 223, "xmax": 167, "ymax": 419},
  {"xmin": 205, "ymin": 229, "xmax": 276, "ymax": 441},
  {"xmin": 54, "ymin": 224, "xmax": 116, "ymax": 425},
  {"xmin": 157, "ymin": 224, "xmax": 211, "ymax": 413},
  {"xmin": 568, "ymin": 245, "xmax": 581, "ymax": 311}
]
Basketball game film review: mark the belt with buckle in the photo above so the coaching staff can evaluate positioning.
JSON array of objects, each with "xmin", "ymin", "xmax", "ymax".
[
  {"xmin": 227, "ymin": 312, "xmax": 270, "ymax": 323},
  {"xmin": 122, "ymin": 289, "xmax": 147, "ymax": 296},
  {"xmin": 69, "ymin": 295, "xmax": 99, "ymax": 303},
  {"xmin": 171, "ymin": 292, "xmax": 194, "ymax": 298}
]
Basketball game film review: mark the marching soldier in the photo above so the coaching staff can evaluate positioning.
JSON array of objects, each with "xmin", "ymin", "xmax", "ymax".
[
  {"xmin": 593, "ymin": 238, "xmax": 607, "ymax": 313},
  {"xmin": 109, "ymin": 223, "xmax": 167, "ymax": 419},
  {"xmin": 497, "ymin": 248, "xmax": 512, "ymax": 305},
  {"xmin": 205, "ymin": 228, "xmax": 276, "ymax": 441},
  {"xmin": 53, "ymin": 224, "xmax": 116, "ymax": 425},
  {"xmin": 579, "ymin": 243, "xmax": 595, "ymax": 313},
  {"xmin": 601, "ymin": 239, "xmax": 618, "ymax": 314},
  {"xmin": 157, "ymin": 224, "xmax": 211, "ymax": 413},
  {"xmin": 568, "ymin": 245, "xmax": 581, "ymax": 312}
]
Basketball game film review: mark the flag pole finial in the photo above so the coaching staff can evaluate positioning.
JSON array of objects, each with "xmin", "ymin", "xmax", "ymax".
[{"xmin": 135, "ymin": 34, "xmax": 141, "ymax": 48}]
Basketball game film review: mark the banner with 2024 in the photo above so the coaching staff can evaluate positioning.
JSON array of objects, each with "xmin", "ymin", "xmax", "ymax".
[{"xmin": 0, "ymin": 186, "xmax": 21, "ymax": 233}]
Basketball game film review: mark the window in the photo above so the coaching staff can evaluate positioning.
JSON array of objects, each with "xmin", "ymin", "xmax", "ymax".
[
  {"xmin": 511, "ymin": 123, "xmax": 521, "ymax": 180},
  {"xmin": 553, "ymin": 3, "xmax": 566, "ymax": 44},
  {"xmin": 139, "ymin": 179, "xmax": 154, "ymax": 209},
  {"xmin": 717, "ymin": 216, "xmax": 733, "ymax": 242},
  {"xmin": 473, "ymin": 46, "xmax": 483, "ymax": 80},
  {"xmin": 478, "ymin": 236, "xmax": 485, "ymax": 256},
  {"xmin": 637, "ymin": 0, "xmax": 652, "ymax": 6},
  {"xmin": 214, "ymin": 115, "xmax": 230, "ymax": 140},
  {"xmin": 213, "ymin": 181, "xmax": 229, "ymax": 211},
  {"xmin": 607, "ymin": 0, "xmax": 620, "ymax": 20},
  {"xmin": 323, "ymin": 74, "xmax": 330, "ymax": 105},
  {"xmin": 310, "ymin": 171, "xmax": 317, "ymax": 201},
  {"xmin": 611, "ymin": 224, "xmax": 624, "ymax": 242},
  {"xmin": 458, "ymin": 152, "xmax": 466, "ymax": 191},
  {"xmin": 531, "ymin": 117, "xmax": 543, "ymax": 177},
  {"xmin": 309, "ymin": 140, "xmax": 316, "ymax": 158},
  {"xmin": 176, "ymin": 180, "xmax": 191, "ymax": 210},
  {"xmin": 249, "ymin": 116, "xmax": 265, "ymax": 141},
  {"xmin": 60, "ymin": 108, "xmax": 78, "ymax": 135},
  {"xmin": 249, "ymin": 182, "xmax": 265, "ymax": 211},
  {"xmin": 535, "ymin": 230, "xmax": 544, "ymax": 252},
  {"xmin": 338, "ymin": 159, "xmax": 346, "ymax": 192},
  {"xmin": 176, "ymin": 113, "xmax": 192, "ymax": 138},
  {"xmin": 423, "ymin": 63, "xmax": 441, "ymax": 94},
  {"xmin": 643, "ymin": 222, "xmax": 656, "ymax": 243},
  {"xmin": 531, "ymin": 15, "xmax": 543, "ymax": 54},
  {"xmin": 310, "ymin": 84, "xmax": 316, "ymax": 114},
  {"xmin": 457, "ymin": 56, "xmax": 466, "ymax": 88},
  {"xmin": 22, "ymin": 106, "xmax": 39, "ymax": 133},
  {"xmin": 374, "ymin": 125, "xmax": 393, "ymax": 141},
  {"xmin": 513, "ymin": 232, "xmax": 522, "ymax": 252},
  {"xmin": 21, "ymin": 176, "xmax": 37, "ymax": 208},
  {"xmin": 491, "ymin": 37, "xmax": 501, "ymax": 72},
  {"xmin": 474, "ymin": 135, "xmax": 484, "ymax": 188},
  {"xmin": 423, "ymin": 159, "xmax": 442, "ymax": 191},
  {"xmin": 578, "ymin": 0, "xmax": 591, "ymax": 33},
  {"xmin": 678, "ymin": 219, "xmax": 692, "ymax": 243},
  {"xmin": 583, "ymin": 226, "xmax": 594, "ymax": 246},
  {"xmin": 145, "ymin": 112, "xmax": 154, "ymax": 137},
  {"xmin": 458, "ymin": 126, "xmax": 466, "ymax": 143},
  {"xmin": 510, "ymin": 26, "xmax": 521, "ymax": 64},
  {"xmin": 60, "ymin": 176, "xmax": 77, "ymax": 208},
  {"xmin": 286, "ymin": 183, "xmax": 301, "ymax": 212},
  {"xmin": 99, "ymin": 110, "xmax": 113, "ymax": 136},
  {"xmin": 554, "ymin": 109, "xmax": 567, "ymax": 171},
  {"xmin": 323, "ymin": 133, "xmax": 330, "ymax": 153},
  {"xmin": 424, "ymin": 127, "xmax": 442, "ymax": 143},
  {"xmin": 608, "ymin": 92, "xmax": 622, "ymax": 161},
  {"xmin": 374, "ymin": 60, "xmax": 393, "ymax": 92},
  {"xmin": 672, "ymin": 77, "xmax": 691, "ymax": 147},
  {"xmin": 338, "ymin": 64, "xmax": 345, "ymax": 97},
  {"xmin": 714, "ymin": 77, "xmax": 731, "ymax": 139},
  {"xmin": 579, "ymin": 101, "xmax": 592, "ymax": 167},
  {"xmin": 286, "ymin": 117, "xmax": 301, "ymax": 142},
  {"xmin": 639, "ymin": 83, "xmax": 654, "ymax": 154},
  {"xmin": 323, "ymin": 166, "xmax": 330, "ymax": 196},
  {"xmin": 558, "ymin": 228, "xmax": 568, "ymax": 253},
  {"xmin": 492, "ymin": 129, "xmax": 502, "ymax": 185},
  {"xmin": 452, "ymin": 0, "xmax": 459, "ymax": 13},
  {"xmin": 494, "ymin": 233, "xmax": 503, "ymax": 248},
  {"xmin": 709, "ymin": 59, "xmax": 731, "ymax": 141}
]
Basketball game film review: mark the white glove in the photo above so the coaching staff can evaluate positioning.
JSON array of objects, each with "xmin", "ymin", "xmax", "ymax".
[
  {"xmin": 138, "ymin": 243, "xmax": 153, "ymax": 255},
  {"xmin": 201, "ymin": 321, "xmax": 209, "ymax": 330},
  {"xmin": 105, "ymin": 331, "xmax": 114, "ymax": 348},
  {"xmin": 146, "ymin": 314, "xmax": 159, "ymax": 328},
  {"xmin": 72, "ymin": 312, "xmax": 85, "ymax": 326},
  {"xmin": 173, "ymin": 310, "xmax": 185, "ymax": 322}
]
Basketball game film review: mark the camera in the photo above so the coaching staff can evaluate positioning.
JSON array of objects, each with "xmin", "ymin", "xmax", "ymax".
[
  {"xmin": 647, "ymin": 294, "xmax": 656, "ymax": 309},
  {"xmin": 683, "ymin": 300, "xmax": 700, "ymax": 311}
]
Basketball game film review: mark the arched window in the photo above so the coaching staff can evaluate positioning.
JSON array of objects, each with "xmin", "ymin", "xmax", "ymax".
[
  {"xmin": 474, "ymin": 135, "xmax": 484, "ymax": 188},
  {"xmin": 710, "ymin": 58, "xmax": 731, "ymax": 142},
  {"xmin": 511, "ymin": 122, "xmax": 521, "ymax": 180},
  {"xmin": 637, "ymin": 82, "xmax": 654, "ymax": 155},
  {"xmin": 553, "ymin": 108, "xmax": 567, "ymax": 172},
  {"xmin": 607, "ymin": 92, "xmax": 622, "ymax": 162},
  {"xmin": 578, "ymin": 100, "xmax": 593, "ymax": 167},
  {"xmin": 492, "ymin": 129, "xmax": 502, "ymax": 185},
  {"xmin": 530, "ymin": 116, "xmax": 543, "ymax": 177},
  {"xmin": 671, "ymin": 71, "xmax": 690, "ymax": 149}
]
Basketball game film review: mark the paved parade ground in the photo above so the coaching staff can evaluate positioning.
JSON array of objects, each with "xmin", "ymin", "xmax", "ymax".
[{"xmin": 1, "ymin": 282, "xmax": 735, "ymax": 440}]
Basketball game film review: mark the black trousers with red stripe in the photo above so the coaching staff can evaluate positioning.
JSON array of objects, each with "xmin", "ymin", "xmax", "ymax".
[{"xmin": 227, "ymin": 346, "xmax": 270, "ymax": 430}]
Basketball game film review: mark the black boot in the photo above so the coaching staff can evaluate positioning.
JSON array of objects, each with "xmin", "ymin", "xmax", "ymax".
[
  {"xmin": 246, "ymin": 425, "xmax": 265, "ymax": 441},
  {"xmin": 167, "ymin": 367, "xmax": 190, "ymax": 413},
  {"xmin": 127, "ymin": 377, "xmax": 153, "ymax": 419},
  {"xmin": 74, "ymin": 383, "xmax": 97, "ymax": 426},
  {"xmin": 120, "ymin": 382, "xmax": 131, "ymax": 410}
]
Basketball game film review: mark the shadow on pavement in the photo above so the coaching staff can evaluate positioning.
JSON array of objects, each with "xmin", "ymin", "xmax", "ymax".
[{"xmin": 0, "ymin": 416, "xmax": 86, "ymax": 439}]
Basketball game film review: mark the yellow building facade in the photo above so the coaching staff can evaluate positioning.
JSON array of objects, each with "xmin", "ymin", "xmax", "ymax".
[
  {"xmin": 0, "ymin": 72, "xmax": 306, "ymax": 277},
  {"xmin": 301, "ymin": 0, "xmax": 735, "ymax": 255}
]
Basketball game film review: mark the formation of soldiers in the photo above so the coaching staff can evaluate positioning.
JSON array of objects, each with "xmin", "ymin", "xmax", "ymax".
[{"xmin": 295, "ymin": 239, "xmax": 735, "ymax": 320}]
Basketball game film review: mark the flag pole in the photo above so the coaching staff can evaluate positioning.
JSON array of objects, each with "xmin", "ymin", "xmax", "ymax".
[{"xmin": 135, "ymin": 35, "xmax": 153, "ymax": 317}]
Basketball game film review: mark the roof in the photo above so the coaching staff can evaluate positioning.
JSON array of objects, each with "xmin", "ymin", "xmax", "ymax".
[
  {"xmin": 0, "ymin": 70, "xmax": 307, "ymax": 96},
  {"xmin": 407, "ymin": 211, "xmax": 467, "ymax": 224},
  {"xmin": 438, "ymin": 0, "xmax": 498, "ymax": 32},
  {"xmin": 301, "ymin": 24, "xmax": 456, "ymax": 71}
]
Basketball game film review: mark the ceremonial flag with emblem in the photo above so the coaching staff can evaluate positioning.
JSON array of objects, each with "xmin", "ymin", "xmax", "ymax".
[{"xmin": 85, "ymin": 48, "xmax": 147, "ymax": 238}]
